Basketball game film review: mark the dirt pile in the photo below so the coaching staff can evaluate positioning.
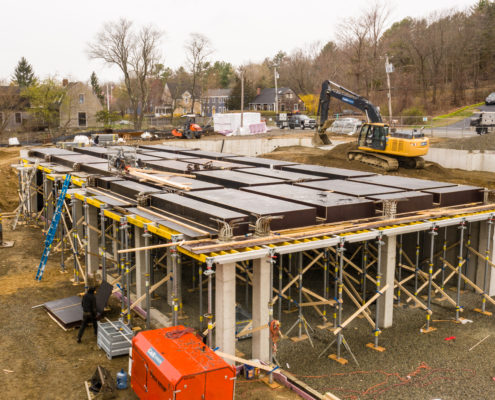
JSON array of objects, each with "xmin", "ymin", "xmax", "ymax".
[
  {"xmin": 433, "ymin": 132, "xmax": 495, "ymax": 150},
  {"xmin": 0, "ymin": 147, "xmax": 21, "ymax": 212},
  {"xmin": 263, "ymin": 143, "xmax": 495, "ymax": 189}
]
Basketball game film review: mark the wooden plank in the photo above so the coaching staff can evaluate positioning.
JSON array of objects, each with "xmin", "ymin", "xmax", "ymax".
[
  {"xmin": 118, "ymin": 240, "xmax": 186, "ymax": 255},
  {"xmin": 334, "ymin": 284, "xmax": 389, "ymax": 336}
]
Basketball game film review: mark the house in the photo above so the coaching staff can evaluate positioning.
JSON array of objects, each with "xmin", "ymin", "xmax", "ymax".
[
  {"xmin": 249, "ymin": 87, "xmax": 305, "ymax": 112},
  {"xmin": 0, "ymin": 86, "xmax": 31, "ymax": 132},
  {"xmin": 202, "ymin": 88, "xmax": 232, "ymax": 116},
  {"xmin": 59, "ymin": 81, "xmax": 103, "ymax": 128},
  {"xmin": 157, "ymin": 83, "xmax": 202, "ymax": 116}
]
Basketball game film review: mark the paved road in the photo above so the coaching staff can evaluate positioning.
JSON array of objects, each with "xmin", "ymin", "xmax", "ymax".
[{"xmin": 428, "ymin": 104, "xmax": 495, "ymax": 138}]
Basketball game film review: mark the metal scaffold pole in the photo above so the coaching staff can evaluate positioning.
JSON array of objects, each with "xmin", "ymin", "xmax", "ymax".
[
  {"xmin": 71, "ymin": 198, "xmax": 79, "ymax": 284},
  {"xmin": 424, "ymin": 225, "xmax": 438, "ymax": 333},
  {"xmin": 441, "ymin": 227, "xmax": 447, "ymax": 291},
  {"xmin": 396, "ymin": 235, "xmax": 403, "ymax": 305},
  {"xmin": 336, "ymin": 239, "xmax": 345, "ymax": 359},
  {"xmin": 199, "ymin": 263, "xmax": 203, "ymax": 332},
  {"xmin": 456, "ymin": 220, "xmax": 467, "ymax": 321},
  {"xmin": 414, "ymin": 232, "xmax": 420, "ymax": 296},
  {"xmin": 83, "ymin": 199, "xmax": 89, "ymax": 291},
  {"xmin": 205, "ymin": 259, "xmax": 215, "ymax": 348},
  {"xmin": 481, "ymin": 217, "xmax": 493, "ymax": 314},
  {"xmin": 124, "ymin": 220, "xmax": 132, "ymax": 327},
  {"xmin": 100, "ymin": 205, "xmax": 106, "ymax": 282},
  {"xmin": 119, "ymin": 217, "xmax": 126, "ymax": 321},
  {"xmin": 143, "ymin": 224, "xmax": 152, "ymax": 329},
  {"xmin": 322, "ymin": 248, "xmax": 328, "ymax": 323},
  {"xmin": 373, "ymin": 233, "xmax": 384, "ymax": 349},
  {"xmin": 171, "ymin": 236, "xmax": 179, "ymax": 327},
  {"xmin": 361, "ymin": 242, "xmax": 368, "ymax": 304}
]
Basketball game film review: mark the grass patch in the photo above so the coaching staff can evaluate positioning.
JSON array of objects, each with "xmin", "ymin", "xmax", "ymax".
[{"xmin": 433, "ymin": 102, "xmax": 484, "ymax": 120}]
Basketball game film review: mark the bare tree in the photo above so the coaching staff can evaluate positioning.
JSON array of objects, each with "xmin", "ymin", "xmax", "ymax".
[
  {"xmin": 185, "ymin": 33, "xmax": 213, "ymax": 114},
  {"xmin": 88, "ymin": 18, "xmax": 162, "ymax": 129}
]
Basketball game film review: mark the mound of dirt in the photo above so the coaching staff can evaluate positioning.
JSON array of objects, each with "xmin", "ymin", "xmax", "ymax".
[
  {"xmin": 263, "ymin": 143, "xmax": 495, "ymax": 189},
  {"xmin": 433, "ymin": 132, "xmax": 495, "ymax": 151},
  {"xmin": 0, "ymin": 148, "xmax": 20, "ymax": 212}
]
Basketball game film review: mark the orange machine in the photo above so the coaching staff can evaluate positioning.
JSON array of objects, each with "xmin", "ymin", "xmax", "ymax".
[{"xmin": 131, "ymin": 326, "xmax": 236, "ymax": 399}]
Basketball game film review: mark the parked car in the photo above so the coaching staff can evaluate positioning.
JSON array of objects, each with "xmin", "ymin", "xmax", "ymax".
[
  {"xmin": 288, "ymin": 114, "xmax": 316, "ymax": 130},
  {"xmin": 485, "ymin": 92, "xmax": 495, "ymax": 105}
]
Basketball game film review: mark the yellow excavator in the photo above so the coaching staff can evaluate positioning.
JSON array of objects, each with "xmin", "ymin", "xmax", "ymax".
[{"xmin": 316, "ymin": 80, "xmax": 429, "ymax": 171}]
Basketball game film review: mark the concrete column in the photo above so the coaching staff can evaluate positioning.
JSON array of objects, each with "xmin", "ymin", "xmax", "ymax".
[
  {"xmin": 476, "ymin": 220, "xmax": 495, "ymax": 296},
  {"xmin": 87, "ymin": 205, "xmax": 99, "ymax": 275},
  {"xmin": 378, "ymin": 235, "xmax": 396, "ymax": 328},
  {"xmin": 252, "ymin": 256, "xmax": 270, "ymax": 362},
  {"xmin": 215, "ymin": 262, "xmax": 236, "ymax": 362},
  {"xmin": 74, "ymin": 199, "xmax": 84, "ymax": 239},
  {"xmin": 134, "ymin": 225, "xmax": 146, "ymax": 299}
]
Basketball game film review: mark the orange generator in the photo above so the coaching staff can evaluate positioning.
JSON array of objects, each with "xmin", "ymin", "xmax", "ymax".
[{"xmin": 130, "ymin": 326, "xmax": 236, "ymax": 399}]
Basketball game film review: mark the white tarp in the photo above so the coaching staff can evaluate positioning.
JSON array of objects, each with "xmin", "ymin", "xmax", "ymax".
[{"xmin": 213, "ymin": 113, "xmax": 266, "ymax": 135}]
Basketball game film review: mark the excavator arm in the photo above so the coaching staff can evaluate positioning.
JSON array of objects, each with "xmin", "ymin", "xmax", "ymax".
[{"xmin": 316, "ymin": 80, "xmax": 383, "ymax": 132}]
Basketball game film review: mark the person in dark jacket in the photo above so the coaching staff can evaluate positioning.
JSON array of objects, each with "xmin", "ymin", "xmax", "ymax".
[{"xmin": 77, "ymin": 287, "xmax": 97, "ymax": 343}]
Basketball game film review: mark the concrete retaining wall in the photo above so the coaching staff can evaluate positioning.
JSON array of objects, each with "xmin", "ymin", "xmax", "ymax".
[
  {"xmin": 425, "ymin": 148, "xmax": 495, "ymax": 172},
  {"xmin": 163, "ymin": 136, "xmax": 314, "ymax": 157}
]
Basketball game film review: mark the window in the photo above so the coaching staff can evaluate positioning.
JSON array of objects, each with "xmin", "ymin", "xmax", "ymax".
[
  {"xmin": 78, "ymin": 112, "xmax": 87, "ymax": 127},
  {"xmin": 280, "ymin": 104, "xmax": 285, "ymax": 111},
  {"xmin": 15, "ymin": 112, "xmax": 22, "ymax": 124},
  {"xmin": 79, "ymin": 94, "xmax": 85, "ymax": 104},
  {"xmin": 293, "ymin": 103, "xmax": 298, "ymax": 111}
]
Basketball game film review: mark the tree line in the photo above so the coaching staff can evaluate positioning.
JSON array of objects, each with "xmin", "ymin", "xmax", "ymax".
[{"xmin": 3, "ymin": 1, "xmax": 495, "ymax": 131}]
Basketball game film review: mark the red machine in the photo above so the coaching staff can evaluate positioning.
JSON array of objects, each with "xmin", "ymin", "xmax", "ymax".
[{"xmin": 131, "ymin": 326, "xmax": 236, "ymax": 399}]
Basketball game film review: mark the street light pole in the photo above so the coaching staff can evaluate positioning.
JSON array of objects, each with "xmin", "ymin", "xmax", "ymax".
[
  {"xmin": 385, "ymin": 54, "xmax": 393, "ymax": 123},
  {"xmin": 240, "ymin": 69, "xmax": 244, "ymax": 130},
  {"xmin": 274, "ymin": 65, "xmax": 279, "ymax": 114}
]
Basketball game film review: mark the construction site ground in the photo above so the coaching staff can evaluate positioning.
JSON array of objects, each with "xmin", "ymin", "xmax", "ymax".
[{"xmin": 2, "ymin": 130, "xmax": 495, "ymax": 400}]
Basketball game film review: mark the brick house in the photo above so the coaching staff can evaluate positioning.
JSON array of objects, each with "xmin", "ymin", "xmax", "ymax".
[
  {"xmin": 202, "ymin": 88, "xmax": 232, "ymax": 116},
  {"xmin": 59, "ymin": 81, "xmax": 103, "ymax": 128},
  {"xmin": 249, "ymin": 87, "xmax": 305, "ymax": 112}
]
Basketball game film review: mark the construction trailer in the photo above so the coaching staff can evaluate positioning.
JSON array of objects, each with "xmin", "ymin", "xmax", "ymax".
[
  {"xmin": 131, "ymin": 326, "xmax": 236, "ymax": 399},
  {"xmin": 13, "ymin": 143, "xmax": 495, "ymax": 397}
]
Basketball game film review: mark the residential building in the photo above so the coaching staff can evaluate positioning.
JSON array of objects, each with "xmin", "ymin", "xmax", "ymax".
[
  {"xmin": 59, "ymin": 81, "xmax": 103, "ymax": 128},
  {"xmin": 0, "ymin": 86, "xmax": 31, "ymax": 132},
  {"xmin": 249, "ymin": 87, "xmax": 305, "ymax": 112},
  {"xmin": 202, "ymin": 88, "xmax": 232, "ymax": 116},
  {"xmin": 157, "ymin": 83, "xmax": 202, "ymax": 116}
]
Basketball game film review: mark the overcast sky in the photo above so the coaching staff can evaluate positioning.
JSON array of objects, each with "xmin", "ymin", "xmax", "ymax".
[{"xmin": 1, "ymin": 0, "xmax": 476, "ymax": 83}]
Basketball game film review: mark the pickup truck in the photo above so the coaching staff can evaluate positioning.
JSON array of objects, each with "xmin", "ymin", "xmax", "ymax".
[{"xmin": 276, "ymin": 113, "xmax": 316, "ymax": 130}]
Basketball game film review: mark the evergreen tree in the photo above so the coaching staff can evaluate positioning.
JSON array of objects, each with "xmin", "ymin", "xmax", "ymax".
[
  {"xmin": 12, "ymin": 57, "xmax": 36, "ymax": 87},
  {"xmin": 90, "ymin": 72, "xmax": 105, "ymax": 105},
  {"xmin": 226, "ymin": 75, "xmax": 256, "ymax": 110}
]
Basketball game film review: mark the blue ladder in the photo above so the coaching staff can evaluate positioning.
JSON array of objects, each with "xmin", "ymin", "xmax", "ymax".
[{"xmin": 35, "ymin": 174, "xmax": 72, "ymax": 281}]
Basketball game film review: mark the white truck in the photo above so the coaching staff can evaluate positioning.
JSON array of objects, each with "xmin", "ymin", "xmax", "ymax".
[{"xmin": 470, "ymin": 111, "xmax": 495, "ymax": 134}]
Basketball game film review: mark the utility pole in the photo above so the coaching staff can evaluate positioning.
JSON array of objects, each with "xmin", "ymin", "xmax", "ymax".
[
  {"xmin": 106, "ymin": 84, "xmax": 110, "ymax": 112},
  {"xmin": 240, "ymin": 68, "xmax": 244, "ymax": 129},
  {"xmin": 274, "ymin": 65, "xmax": 279, "ymax": 114},
  {"xmin": 385, "ymin": 55, "xmax": 393, "ymax": 123}
]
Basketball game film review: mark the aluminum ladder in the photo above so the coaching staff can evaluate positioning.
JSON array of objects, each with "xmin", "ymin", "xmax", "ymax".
[{"xmin": 35, "ymin": 174, "xmax": 72, "ymax": 281}]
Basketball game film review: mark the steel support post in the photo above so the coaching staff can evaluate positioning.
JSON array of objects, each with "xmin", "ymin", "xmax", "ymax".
[
  {"xmin": 481, "ymin": 218, "xmax": 493, "ymax": 313},
  {"xmin": 333, "ymin": 246, "xmax": 338, "ymax": 329},
  {"xmin": 119, "ymin": 218, "xmax": 126, "ymax": 320},
  {"xmin": 83, "ymin": 200, "xmax": 89, "ymax": 291},
  {"xmin": 414, "ymin": 232, "xmax": 420, "ymax": 296},
  {"xmin": 278, "ymin": 254, "xmax": 283, "ymax": 322},
  {"xmin": 323, "ymin": 248, "xmax": 328, "ymax": 322},
  {"xmin": 205, "ymin": 259, "xmax": 215, "ymax": 348},
  {"xmin": 268, "ymin": 249, "xmax": 276, "ymax": 383},
  {"xmin": 397, "ymin": 235, "xmax": 403, "ymax": 305},
  {"xmin": 71, "ymin": 199, "xmax": 79, "ymax": 283},
  {"xmin": 199, "ymin": 263, "xmax": 203, "ymax": 331},
  {"xmin": 100, "ymin": 205, "xmax": 106, "ymax": 282},
  {"xmin": 441, "ymin": 227, "xmax": 447, "ymax": 290},
  {"xmin": 456, "ymin": 220, "xmax": 467, "ymax": 321},
  {"xmin": 374, "ymin": 233, "xmax": 384, "ymax": 348},
  {"xmin": 171, "ymin": 236, "xmax": 179, "ymax": 326},
  {"xmin": 336, "ymin": 239, "xmax": 345, "ymax": 359},
  {"xmin": 425, "ymin": 226, "xmax": 438, "ymax": 331},
  {"xmin": 143, "ymin": 224, "xmax": 152, "ymax": 329},
  {"xmin": 361, "ymin": 242, "xmax": 368, "ymax": 304},
  {"xmin": 124, "ymin": 220, "xmax": 132, "ymax": 327}
]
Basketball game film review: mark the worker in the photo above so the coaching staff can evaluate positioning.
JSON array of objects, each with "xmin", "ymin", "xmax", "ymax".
[
  {"xmin": 77, "ymin": 287, "xmax": 98, "ymax": 343},
  {"xmin": 94, "ymin": 135, "xmax": 99, "ymax": 145}
]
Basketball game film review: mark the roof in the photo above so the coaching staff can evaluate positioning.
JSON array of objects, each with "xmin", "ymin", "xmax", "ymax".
[
  {"xmin": 250, "ymin": 87, "xmax": 293, "ymax": 104},
  {"xmin": 204, "ymin": 88, "xmax": 232, "ymax": 97},
  {"xmin": 0, "ymin": 85, "xmax": 29, "ymax": 108}
]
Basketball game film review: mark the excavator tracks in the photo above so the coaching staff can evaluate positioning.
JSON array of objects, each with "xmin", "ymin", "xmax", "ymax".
[
  {"xmin": 347, "ymin": 151, "xmax": 425, "ymax": 171},
  {"xmin": 347, "ymin": 150, "xmax": 399, "ymax": 171}
]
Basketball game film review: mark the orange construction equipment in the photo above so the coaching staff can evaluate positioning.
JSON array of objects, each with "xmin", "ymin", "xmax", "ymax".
[{"xmin": 131, "ymin": 326, "xmax": 236, "ymax": 399}]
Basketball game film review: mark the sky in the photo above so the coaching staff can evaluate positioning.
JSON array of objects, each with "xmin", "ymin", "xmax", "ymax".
[{"xmin": 0, "ymin": 0, "xmax": 477, "ymax": 84}]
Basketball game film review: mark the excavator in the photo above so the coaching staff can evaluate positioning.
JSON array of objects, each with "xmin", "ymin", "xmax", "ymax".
[{"xmin": 316, "ymin": 80, "xmax": 429, "ymax": 171}]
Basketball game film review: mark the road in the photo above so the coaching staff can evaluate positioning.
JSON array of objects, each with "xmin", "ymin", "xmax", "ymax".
[{"xmin": 427, "ymin": 103, "xmax": 495, "ymax": 138}]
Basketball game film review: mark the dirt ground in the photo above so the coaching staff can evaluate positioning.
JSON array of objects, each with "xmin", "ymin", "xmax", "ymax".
[
  {"xmin": 3, "ymin": 132, "xmax": 495, "ymax": 400},
  {"xmin": 432, "ymin": 131, "xmax": 495, "ymax": 151},
  {"xmin": 262, "ymin": 140, "xmax": 495, "ymax": 190}
]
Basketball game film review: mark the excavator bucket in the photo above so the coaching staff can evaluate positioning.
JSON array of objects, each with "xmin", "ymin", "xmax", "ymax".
[{"xmin": 318, "ymin": 132, "xmax": 331, "ymax": 145}]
